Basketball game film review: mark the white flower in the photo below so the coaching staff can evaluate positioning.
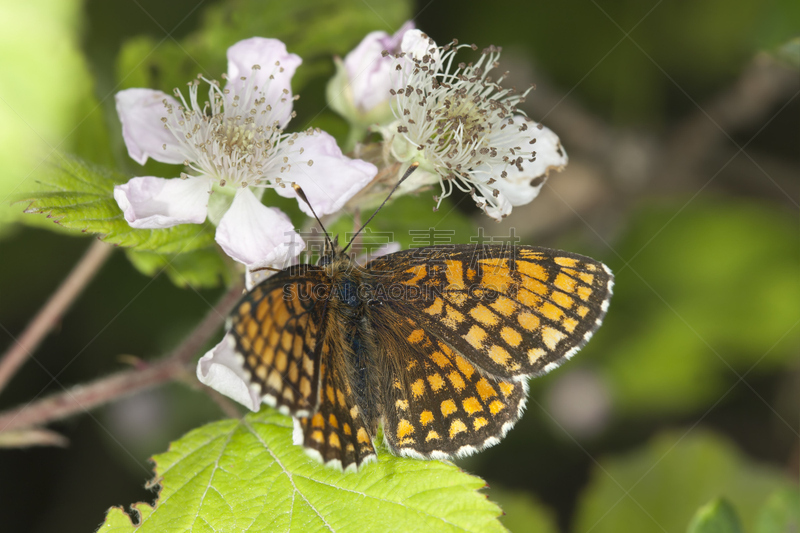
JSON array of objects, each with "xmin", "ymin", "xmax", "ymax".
[
  {"xmin": 386, "ymin": 30, "xmax": 568, "ymax": 220},
  {"xmin": 326, "ymin": 21, "xmax": 415, "ymax": 129},
  {"xmin": 114, "ymin": 37, "xmax": 377, "ymax": 269}
]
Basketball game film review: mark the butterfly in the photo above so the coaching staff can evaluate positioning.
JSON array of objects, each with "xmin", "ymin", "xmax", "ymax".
[{"xmin": 226, "ymin": 231, "xmax": 613, "ymax": 471}]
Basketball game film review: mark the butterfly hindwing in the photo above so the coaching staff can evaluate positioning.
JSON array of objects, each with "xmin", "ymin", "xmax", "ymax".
[
  {"xmin": 365, "ymin": 245, "xmax": 614, "ymax": 380},
  {"xmin": 229, "ymin": 265, "xmax": 330, "ymax": 417}
]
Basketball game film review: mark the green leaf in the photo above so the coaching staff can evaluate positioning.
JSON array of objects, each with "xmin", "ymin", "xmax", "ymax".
[
  {"xmin": 687, "ymin": 499, "xmax": 744, "ymax": 533},
  {"xmin": 756, "ymin": 487, "xmax": 800, "ymax": 533},
  {"xmin": 18, "ymin": 154, "xmax": 215, "ymax": 254},
  {"xmin": 126, "ymin": 248, "xmax": 231, "ymax": 289},
  {"xmin": 573, "ymin": 430, "xmax": 792, "ymax": 533},
  {"xmin": 100, "ymin": 410, "xmax": 505, "ymax": 532},
  {"xmin": 484, "ymin": 487, "xmax": 559, "ymax": 533}
]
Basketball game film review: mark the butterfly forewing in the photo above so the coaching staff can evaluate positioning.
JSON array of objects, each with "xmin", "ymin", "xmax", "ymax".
[
  {"xmin": 229, "ymin": 265, "xmax": 330, "ymax": 417},
  {"xmin": 365, "ymin": 245, "xmax": 614, "ymax": 380}
]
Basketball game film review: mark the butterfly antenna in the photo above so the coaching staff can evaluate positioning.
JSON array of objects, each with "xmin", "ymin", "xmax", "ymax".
[
  {"xmin": 292, "ymin": 184, "xmax": 334, "ymax": 252},
  {"xmin": 342, "ymin": 162, "xmax": 420, "ymax": 253}
]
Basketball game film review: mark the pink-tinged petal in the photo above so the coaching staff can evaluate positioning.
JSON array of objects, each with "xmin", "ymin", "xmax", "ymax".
[
  {"xmin": 215, "ymin": 187, "xmax": 305, "ymax": 269},
  {"xmin": 226, "ymin": 37, "xmax": 302, "ymax": 127},
  {"xmin": 344, "ymin": 21, "xmax": 415, "ymax": 112},
  {"xmin": 275, "ymin": 131, "xmax": 376, "ymax": 216},
  {"xmin": 114, "ymin": 176, "xmax": 210, "ymax": 229},
  {"xmin": 115, "ymin": 88, "xmax": 187, "ymax": 165},
  {"xmin": 196, "ymin": 334, "xmax": 260, "ymax": 412}
]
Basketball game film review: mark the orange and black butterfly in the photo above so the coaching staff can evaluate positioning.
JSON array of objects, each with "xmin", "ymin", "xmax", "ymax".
[{"xmin": 226, "ymin": 173, "xmax": 614, "ymax": 471}]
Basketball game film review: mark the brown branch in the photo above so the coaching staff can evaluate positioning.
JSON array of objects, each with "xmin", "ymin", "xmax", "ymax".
[
  {"xmin": 0, "ymin": 280, "xmax": 244, "ymax": 434},
  {"xmin": 0, "ymin": 239, "xmax": 113, "ymax": 393}
]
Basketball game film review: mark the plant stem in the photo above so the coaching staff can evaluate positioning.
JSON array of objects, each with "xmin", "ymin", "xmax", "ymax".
[
  {"xmin": 0, "ymin": 281, "xmax": 243, "ymax": 433},
  {"xmin": 0, "ymin": 239, "xmax": 113, "ymax": 393}
]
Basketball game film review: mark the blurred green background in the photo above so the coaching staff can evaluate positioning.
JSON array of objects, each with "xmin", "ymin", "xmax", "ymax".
[{"xmin": 0, "ymin": 0, "xmax": 797, "ymax": 531}]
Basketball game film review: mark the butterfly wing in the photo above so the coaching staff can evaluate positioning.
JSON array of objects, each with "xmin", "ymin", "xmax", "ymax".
[
  {"xmin": 366, "ymin": 245, "xmax": 614, "ymax": 380},
  {"xmin": 364, "ymin": 245, "xmax": 613, "ymax": 457},
  {"xmin": 228, "ymin": 265, "xmax": 330, "ymax": 417}
]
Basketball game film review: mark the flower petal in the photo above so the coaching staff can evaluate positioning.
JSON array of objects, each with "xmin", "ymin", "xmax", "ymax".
[
  {"xmin": 196, "ymin": 334, "xmax": 261, "ymax": 412},
  {"xmin": 226, "ymin": 37, "xmax": 302, "ymax": 128},
  {"xmin": 115, "ymin": 88, "xmax": 187, "ymax": 165},
  {"xmin": 215, "ymin": 187, "xmax": 305, "ymax": 269},
  {"xmin": 275, "ymin": 131, "xmax": 376, "ymax": 216},
  {"xmin": 344, "ymin": 21, "xmax": 415, "ymax": 112},
  {"xmin": 114, "ymin": 176, "xmax": 210, "ymax": 229},
  {"xmin": 401, "ymin": 29, "xmax": 440, "ymax": 64}
]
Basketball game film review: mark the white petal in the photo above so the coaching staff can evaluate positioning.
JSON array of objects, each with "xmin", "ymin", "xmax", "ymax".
[
  {"xmin": 344, "ymin": 21, "xmax": 415, "ymax": 112},
  {"xmin": 115, "ymin": 88, "xmax": 187, "ymax": 165},
  {"xmin": 275, "ymin": 131, "xmax": 376, "ymax": 216},
  {"xmin": 215, "ymin": 187, "xmax": 305, "ymax": 269},
  {"xmin": 113, "ymin": 176, "xmax": 210, "ymax": 229},
  {"xmin": 225, "ymin": 37, "xmax": 302, "ymax": 127},
  {"xmin": 401, "ymin": 29, "xmax": 440, "ymax": 64},
  {"xmin": 474, "ymin": 184, "xmax": 513, "ymax": 221},
  {"xmin": 196, "ymin": 334, "xmax": 261, "ymax": 412}
]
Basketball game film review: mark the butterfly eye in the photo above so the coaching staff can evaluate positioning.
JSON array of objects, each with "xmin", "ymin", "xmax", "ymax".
[{"xmin": 318, "ymin": 255, "xmax": 332, "ymax": 267}]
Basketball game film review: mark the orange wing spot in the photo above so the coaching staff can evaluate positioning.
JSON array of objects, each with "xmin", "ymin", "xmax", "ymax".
[
  {"xmin": 586, "ymin": 263, "xmax": 598, "ymax": 271},
  {"xmin": 280, "ymin": 331, "xmax": 293, "ymax": 352},
  {"xmin": 449, "ymin": 419, "xmax": 468, "ymax": 437},
  {"xmin": 518, "ymin": 260, "xmax": 549, "ymax": 281},
  {"xmin": 253, "ymin": 336, "xmax": 265, "ymax": 357},
  {"xmin": 302, "ymin": 354, "xmax": 314, "ymax": 377},
  {"xmin": 518, "ymin": 288, "xmax": 543, "ymax": 308},
  {"xmin": 287, "ymin": 361, "xmax": 299, "ymax": 384},
  {"xmin": 542, "ymin": 326, "xmax": 566, "ymax": 350},
  {"xmin": 500, "ymin": 326, "xmax": 522, "ymax": 347},
  {"xmin": 427, "ymin": 373, "xmax": 445, "ymax": 391},
  {"xmin": 256, "ymin": 298, "xmax": 270, "ymax": 320},
  {"xmin": 480, "ymin": 261, "xmax": 514, "ymax": 293},
  {"xmin": 577, "ymin": 286, "xmax": 593, "ymax": 301},
  {"xmin": 282, "ymin": 388, "xmax": 294, "ymax": 402},
  {"xmin": 393, "ymin": 379, "xmax": 403, "ymax": 390},
  {"xmin": 402, "ymin": 265, "xmax": 427, "ymax": 286},
  {"xmin": 406, "ymin": 359, "xmax": 418, "ymax": 371},
  {"xmin": 299, "ymin": 377, "xmax": 311, "ymax": 397},
  {"xmin": 411, "ymin": 379, "xmax": 426, "ymax": 398},
  {"xmin": 476, "ymin": 378, "xmax": 498, "ymax": 401},
  {"xmin": 292, "ymin": 334, "xmax": 303, "ymax": 356},
  {"xmin": 246, "ymin": 320, "xmax": 259, "ymax": 341},
  {"xmin": 420, "ymin": 410, "xmax": 434, "ymax": 426},
  {"xmin": 445, "ymin": 291, "xmax": 468, "ymax": 306},
  {"xmin": 423, "ymin": 297, "xmax": 444, "ymax": 316},
  {"xmin": 488, "ymin": 344, "xmax": 511, "ymax": 367},
  {"xmin": 489, "ymin": 400, "xmax": 506, "ymax": 415},
  {"xmin": 240, "ymin": 335, "xmax": 252, "ymax": 352},
  {"xmin": 350, "ymin": 406, "xmax": 360, "ymax": 419},
  {"xmin": 518, "ymin": 312, "xmax": 540, "ymax": 331},
  {"xmin": 425, "ymin": 430, "xmax": 440, "ymax": 442},
  {"xmin": 255, "ymin": 365, "xmax": 267, "ymax": 380},
  {"xmin": 440, "ymin": 399, "xmax": 457, "ymax": 417},
  {"xmin": 357, "ymin": 427, "xmax": 371, "ymax": 444},
  {"xmin": 579, "ymin": 272, "xmax": 595, "ymax": 285},
  {"xmin": 540, "ymin": 302, "xmax": 564, "ymax": 322},
  {"xmin": 522, "ymin": 277, "xmax": 548, "ymax": 296},
  {"xmin": 442, "ymin": 305, "xmax": 466, "ymax": 330},
  {"xmin": 448, "ymin": 371, "xmax": 466, "ymax": 391},
  {"xmin": 328, "ymin": 414, "xmax": 339, "ymax": 428},
  {"xmin": 239, "ymin": 301, "xmax": 252, "ymax": 315},
  {"xmin": 554, "ymin": 273, "xmax": 576, "ymax": 294},
  {"xmin": 454, "ymin": 355, "xmax": 475, "ymax": 380},
  {"xmin": 498, "ymin": 382, "xmax": 515, "ymax": 397},
  {"xmin": 267, "ymin": 328, "xmax": 280, "ymax": 349},
  {"xmin": 247, "ymin": 355, "xmax": 258, "ymax": 368},
  {"xmin": 462, "ymin": 396, "xmax": 483, "ymax": 415},
  {"xmin": 527, "ymin": 347, "xmax": 546, "ymax": 364},
  {"xmin": 342, "ymin": 423, "xmax": 352, "ymax": 436},
  {"xmin": 326, "ymin": 384, "xmax": 335, "ymax": 403},
  {"xmin": 329, "ymin": 433, "xmax": 341, "ymax": 449},
  {"xmin": 267, "ymin": 370, "xmax": 282, "ymax": 390},
  {"xmin": 337, "ymin": 389, "xmax": 346, "ymax": 407},
  {"xmin": 274, "ymin": 351, "xmax": 288, "ymax": 373},
  {"xmin": 473, "ymin": 417, "xmax": 488, "ymax": 430},
  {"xmin": 466, "ymin": 267, "xmax": 477, "ymax": 281},
  {"xmin": 577, "ymin": 305, "xmax": 590, "ymax": 318},
  {"xmin": 235, "ymin": 322, "xmax": 246, "ymax": 336},
  {"xmin": 273, "ymin": 304, "xmax": 290, "ymax": 327},
  {"xmin": 562, "ymin": 317, "xmax": 579, "ymax": 333},
  {"xmin": 554, "ymin": 257, "xmax": 578, "ymax": 267},
  {"xmin": 398, "ymin": 437, "xmax": 415, "ymax": 446},
  {"xmin": 311, "ymin": 413, "xmax": 325, "ymax": 428},
  {"xmin": 407, "ymin": 328, "xmax": 425, "ymax": 344},
  {"xmin": 396, "ymin": 399, "xmax": 409, "ymax": 411},
  {"xmin": 311, "ymin": 430, "xmax": 324, "ymax": 443},
  {"xmin": 397, "ymin": 419, "xmax": 414, "ymax": 439},
  {"xmin": 429, "ymin": 351, "xmax": 451, "ymax": 368},
  {"xmin": 490, "ymin": 296, "xmax": 518, "ymax": 317},
  {"xmin": 552, "ymin": 291, "xmax": 574, "ymax": 309},
  {"xmin": 469, "ymin": 304, "xmax": 500, "ymax": 326},
  {"xmin": 444, "ymin": 260, "xmax": 465, "ymax": 289},
  {"xmin": 464, "ymin": 325, "xmax": 487, "ymax": 350}
]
